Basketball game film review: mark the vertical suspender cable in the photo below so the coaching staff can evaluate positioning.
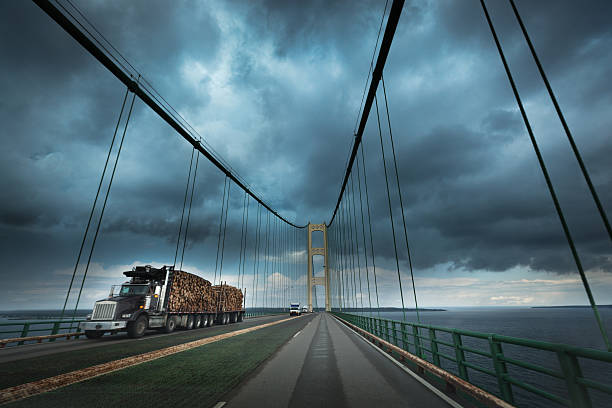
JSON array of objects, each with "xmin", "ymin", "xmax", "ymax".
[
  {"xmin": 481, "ymin": 0, "xmax": 610, "ymax": 351},
  {"xmin": 241, "ymin": 195, "xmax": 250, "ymax": 291},
  {"xmin": 264, "ymin": 213, "xmax": 270, "ymax": 309},
  {"xmin": 508, "ymin": 0, "xmax": 612, "ymax": 246},
  {"xmin": 356, "ymin": 153, "xmax": 373, "ymax": 317},
  {"xmin": 60, "ymin": 87, "xmax": 129, "ymax": 321},
  {"xmin": 346, "ymin": 181, "xmax": 358, "ymax": 309},
  {"xmin": 375, "ymin": 93, "xmax": 406, "ymax": 322},
  {"xmin": 361, "ymin": 143, "xmax": 381, "ymax": 319},
  {"xmin": 214, "ymin": 177, "xmax": 228, "ymax": 284},
  {"xmin": 252, "ymin": 205, "xmax": 262, "ymax": 310},
  {"xmin": 179, "ymin": 146, "xmax": 200, "ymax": 272},
  {"xmin": 173, "ymin": 147, "xmax": 195, "ymax": 269},
  {"xmin": 71, "ymin": 91, "xmax": 137, "ymax": 320},
  {"xmin": 350, "ymin": 173, "xmax": 365, "ymax": 310},
  {"xmin": 218, "ymin": 180, "xmax": 231, "ymax": 284},
  {"xmin": 381, "ymin": 75, "xmax": 420, "ymax": 323},
  {"xmin": 237, "ymin": 191, "xmax": 247, "ymax": 288}
]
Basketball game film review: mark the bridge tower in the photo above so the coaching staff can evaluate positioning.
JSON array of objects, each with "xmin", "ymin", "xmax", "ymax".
[{"xmin": 307, "ymin": 223, "xmax": 330, "ymax": 312}]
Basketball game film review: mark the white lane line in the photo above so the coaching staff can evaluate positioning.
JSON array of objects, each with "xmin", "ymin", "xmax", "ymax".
[
  {"xmin": 292, "ymin": 330, "xmax": 302, "ymax": 339},
  {"xmin": 337, "ymin": 318, "xmax": 464, "ymax": 408},
  {"xmin": 212, "ymin": 402, "xmax": 226, "ymax": 408}
]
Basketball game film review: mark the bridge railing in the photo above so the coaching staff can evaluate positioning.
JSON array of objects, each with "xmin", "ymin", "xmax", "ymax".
[
  {"xmin": 0, "ymin": 320, "xmax": 84, "ymax": 346},
  {"xmin": 244, "ymin": 309, "xmax": 287, "ymax": 318},
  {"xmin": 333, "ymin": 312, "xmax": 612, "ymax": 408}
]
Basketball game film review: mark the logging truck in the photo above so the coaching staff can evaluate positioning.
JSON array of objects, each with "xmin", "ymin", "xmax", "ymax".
[{"xmin": 79, "ymin": 265, "xmax": 245, "ymax": 339}]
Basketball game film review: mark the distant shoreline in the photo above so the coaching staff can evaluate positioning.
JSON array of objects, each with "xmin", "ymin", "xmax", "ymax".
[{"xmin": 532, "ymin": 305, "xmax": 612, "ymax": 309}]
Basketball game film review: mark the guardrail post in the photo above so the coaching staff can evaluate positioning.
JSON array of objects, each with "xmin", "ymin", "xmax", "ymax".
[
  {"xmin": 384, "ymin": 319, "xmax": 390, "ymax": 342},
  {"xmin": 49, "ymin": 322, "xmax": 61, "ymax": 342},
  {"xmin": 452, "ymin": 331, "xmax": 469, "ymax": 381},
  {"xmin": 18, "ymin": 323, "xmax": 30, "ymax": 345},
  {"xmin": 488, "ymin": 336, "xmax": 514, "ymax": 404},
  {"xmin": 391, "ymin": 321, "xmax": 398, "ymax": 346},
  {"xmin": 412, "ymin": 326, "xmax": 422, "ymax": 357},
  {"xmin": 429, "ymin": 328, "xmax": 441, "ymax": 367},
  {"xmin": 557, "ymin": 350, "xmax": 592, "ymax": 408},
  {"xmin": 401, "ymin": 322, "xmax": 408, "ymax": 351}
]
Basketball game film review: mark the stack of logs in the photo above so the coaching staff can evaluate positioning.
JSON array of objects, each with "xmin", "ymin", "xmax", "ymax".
[
  {"xmin": 212, "ymin": 283, "xmax": 244, "ymax": 312},
  {"xmin": 166, "ymin": 270, "xmax": 214, "ymax": 312}
]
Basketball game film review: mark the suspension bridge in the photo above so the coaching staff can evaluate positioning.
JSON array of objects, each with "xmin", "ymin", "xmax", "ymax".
[{"xmin": 1, "ymin": 1, "xmax": 611, "ymax": 407}]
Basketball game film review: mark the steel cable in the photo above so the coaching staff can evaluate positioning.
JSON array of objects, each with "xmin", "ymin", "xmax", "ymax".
[
  {"xmin": 481, "ymin": 0, "xmax": 611, "ymax": 351},
  {"xmin": 508, "ymin": 0, "xmax": 612, "ymax": 247},
  {"xmin": 60, "ymin": 87, "xmax": 129, "ymax": 321},
  {"xmin": 213, "ymin": 177, "xmax": 228, "ymax": 284},
  {"xmin": 179, "ymin": 146, "xmax": 200, "ymax": 272},
  {"xmin": 381, "ymin": 75, "xmax": 420, "ymax": 323},
  {"xmin": 71, "ymin": 91, "xmax": 137, "ymax": 321},
  {"xmin": 375, "ymin": 93, "xmax": 407, "ymax": 321}
]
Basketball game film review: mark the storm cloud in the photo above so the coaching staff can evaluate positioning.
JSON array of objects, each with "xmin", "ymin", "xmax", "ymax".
[{"xmin": 1, "ymin": 0, "xmax": 611, "ymax": 309}]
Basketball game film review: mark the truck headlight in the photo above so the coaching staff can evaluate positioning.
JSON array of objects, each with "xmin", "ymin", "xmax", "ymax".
[
  {"xmin": 86, "ymin": 314, "xmax": 92, "ymax": 320},
  {"xmin": 121, "ymin": 313, "xmax": 132, "ymax": 319}
]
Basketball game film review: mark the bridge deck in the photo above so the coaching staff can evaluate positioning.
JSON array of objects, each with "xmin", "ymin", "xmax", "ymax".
[{"xmin": 226, "ymin": 313, "xmax": 457, "ymax": 408}]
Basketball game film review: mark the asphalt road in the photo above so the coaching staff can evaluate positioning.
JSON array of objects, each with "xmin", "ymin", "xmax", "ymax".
[
  {"xmin": 0, "ymin": 314, "xmax": 287, "ymax": 364},
  {"xmin": 225, "ymin": 313, "xmax": 459, "ymax": 408}
]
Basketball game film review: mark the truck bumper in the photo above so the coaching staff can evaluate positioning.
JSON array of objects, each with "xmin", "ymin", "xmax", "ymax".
[{"xmin": 79, "ymin": 321, "xmax": 127, "ymax": 331}]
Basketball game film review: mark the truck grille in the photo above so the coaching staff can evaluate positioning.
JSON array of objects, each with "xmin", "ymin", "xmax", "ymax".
[{"xmin": 92, "ymin": 301, "xmax": 117, "ymax": 320}]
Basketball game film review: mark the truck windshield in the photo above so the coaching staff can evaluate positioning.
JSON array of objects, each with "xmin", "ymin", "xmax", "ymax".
[{"xmin": 119, "ymin": 285, "xmax": 149, "ymax": 296}]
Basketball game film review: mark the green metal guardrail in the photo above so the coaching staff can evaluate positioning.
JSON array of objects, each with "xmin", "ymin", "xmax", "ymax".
[
  {"xmin": 333, "ymin": 312, "xmax": 612, "ymax": 408},
  {"xmin": 0, "ymin": 311, "xmax": 287, "ymax": 347},
  {"xmin": 0, "ymin": 320, "xmax": 84, "ymax": 345},
  {"xmin": 244, "ymin": 309, "xmax": 287, "ymax": 318}
]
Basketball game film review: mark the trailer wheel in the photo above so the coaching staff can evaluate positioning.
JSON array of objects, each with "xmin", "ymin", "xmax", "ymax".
[
  {"xmin": 162, "ymin": 316, "xmax": 176, "ymax": 333},
  {"xmin": 127, "ymin": 316, "xmax": 148, "ymax": 338},
  {"xmin": 237, "ymin": 312, "xmax": 244, "ymax": 322},
  {"xmin": 229, "ymin": 312, "xmax": 237, "ymax": 324},
  {"xmin": 223, "ymin": 313, "xmax": 229, "ymax": 325},
  {"xmin": 202, "ymin": 315, "xmax": 209, "ymax": 327},
  {"xmin": 207, "ymin": 314, "xmax": 215, "ymax": 327},
  {"xmin": 85, "ymin": 330, "xmax": 103, "ymax": 339},
  {"xmin": 185, "ymin": 315, "xmax": 194, "ymax": 330},
  {"xmin": 194, "ymin": 315, "xmax": 202, "ymax": 328}
]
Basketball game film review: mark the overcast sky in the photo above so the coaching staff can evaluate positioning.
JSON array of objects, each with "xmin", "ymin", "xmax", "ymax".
[{"xmin": 1, "ymin": 0, "xmax": 611, "ymax": 312}]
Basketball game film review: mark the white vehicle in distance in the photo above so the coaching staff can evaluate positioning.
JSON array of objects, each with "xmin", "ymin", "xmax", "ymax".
[
  {"xmin": 302, "ymin": 306, "xmax": 308, "ymax": 314},
  {"xmin": 290, "ymin": 303, "xmax": 301, "ymax": 316}
]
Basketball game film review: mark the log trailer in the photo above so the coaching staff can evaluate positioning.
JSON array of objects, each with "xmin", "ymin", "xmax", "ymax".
[{"xmin": 79, "ymin": 265, "xmax": 245, "ymax": 339}]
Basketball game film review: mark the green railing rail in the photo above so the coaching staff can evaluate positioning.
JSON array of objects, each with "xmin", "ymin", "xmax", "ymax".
[
  {"xmin": 0, "ymin": 320, "xmax": 84, "ymax": 345},
  {"xmin": 333, "ymin": 312, "xmax": 612, "ymax": 408}
]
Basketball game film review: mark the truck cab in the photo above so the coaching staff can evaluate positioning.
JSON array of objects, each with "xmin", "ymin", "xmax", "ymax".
[
  {"xmin": 290, "ymin": 303, "xmax": 301, "ymax": 316},
  {"xmin": 79, "ymin": 265, "xmax": 171, "ymax": 339}
]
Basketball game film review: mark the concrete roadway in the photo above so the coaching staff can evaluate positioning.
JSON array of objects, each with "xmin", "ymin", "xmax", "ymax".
[
  {"xmin": 225, "ymin": 313, "xmax": 459, "ymax": 408},
  {"xmin": 0, "ymin": 314, "xmax": 287, "ymax": 364}
]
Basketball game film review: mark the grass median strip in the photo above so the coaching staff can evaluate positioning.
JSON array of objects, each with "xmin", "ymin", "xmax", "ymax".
[
  {"xmin": 0, "ymin": 316, "xmax": 296, "ymax": 405},
  {"xmin": 0, "ymin": 315, "xmax": 285, "ymax": 389}
]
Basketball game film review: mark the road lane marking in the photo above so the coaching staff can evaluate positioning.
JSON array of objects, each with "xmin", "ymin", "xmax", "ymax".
[
  {"xmin": 0, "ymin": 316, "xmax": 298, "ymax": 405},
  {"xmin": 292, "ymin": 330, "xmax": 302, "ymax": 338}
]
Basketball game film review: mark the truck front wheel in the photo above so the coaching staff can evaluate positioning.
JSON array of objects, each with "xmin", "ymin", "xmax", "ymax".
[
  {"xmin": 85, "ymin": 330, "xmax": 103, "ymax": 339},
  {"xmin": 127, "ymin": 315, "xmax": 148, "ymax": 338}
]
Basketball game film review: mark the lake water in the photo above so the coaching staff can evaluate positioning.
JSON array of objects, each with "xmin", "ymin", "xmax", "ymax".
[{"xmin": 354, "ymin": 307, "xmax": 612, "ymax": 408}]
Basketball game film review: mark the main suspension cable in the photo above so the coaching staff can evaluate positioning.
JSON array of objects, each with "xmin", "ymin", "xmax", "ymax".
[{"xmin": 481, "ymin": 0, "xmax": 610, "ymax": 351}]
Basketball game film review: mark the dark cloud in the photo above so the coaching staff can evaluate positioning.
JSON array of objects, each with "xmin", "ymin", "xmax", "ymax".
[{"xmin": 1, "ymin": 0, "xmax": 611, "ymax": 309}]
